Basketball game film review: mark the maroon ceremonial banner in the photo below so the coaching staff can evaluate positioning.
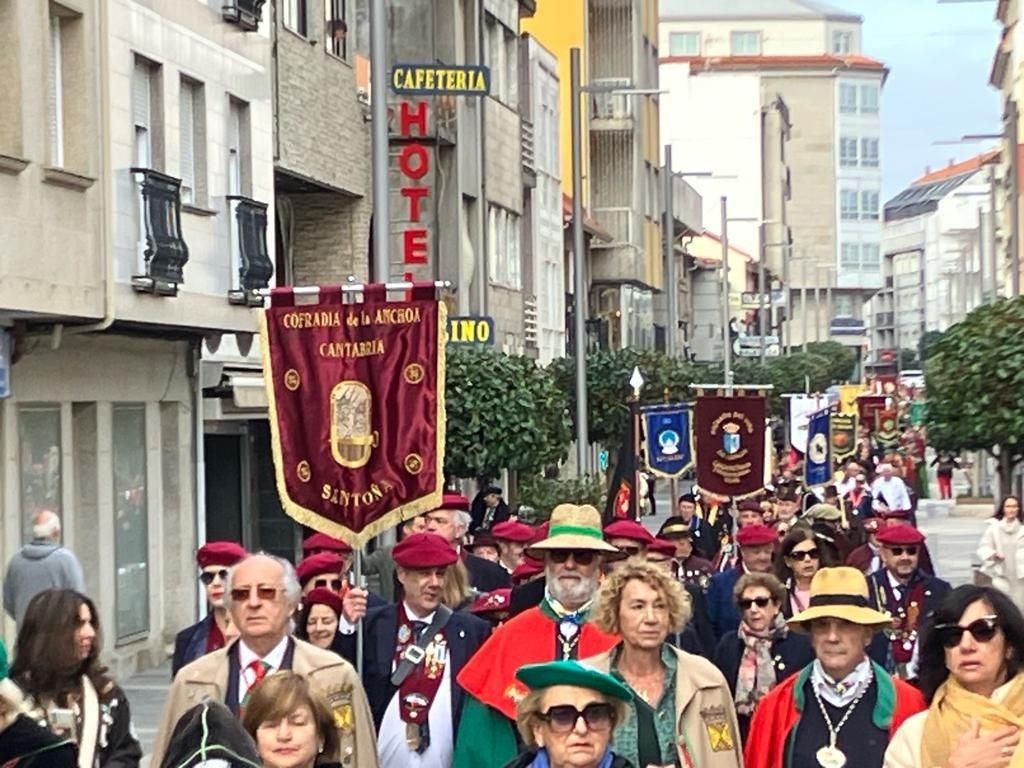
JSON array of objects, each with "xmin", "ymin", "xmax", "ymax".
[
  {"xmin": 694, "ymin": 394, "xmax": 767, "ymax": 498},
  {"xmin": 857, "ymin": 394, "xmax": 889, "ymax": 433},
  {"xmin": 259, "ymin": 284, "xmax": 446, "ymax": 547}
]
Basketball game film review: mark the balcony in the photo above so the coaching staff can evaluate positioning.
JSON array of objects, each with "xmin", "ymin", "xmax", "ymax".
[
  {"xmin": 222, "ymin": 0, "xmax": 266, "ymax": 31},
  {"xmin": 227, "ymin": 196, "xmax": 273, "ymax": 306},
  {"xmin": 130, "ymin": 168, "xmax": 189, "ymax": 296},
  {"xmin": 589, "ymin": 78, "xmax": 634, "ymax": 131}
]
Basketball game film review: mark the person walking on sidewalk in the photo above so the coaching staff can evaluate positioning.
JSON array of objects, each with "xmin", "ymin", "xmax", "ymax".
[
  {"xmin": 930, "ymin": 451, "xmax": 960, "ymax": 501},
  {"xmin": 3, "ymin": 511, "xmax": 84, "ymax": 627},
  {"xmin": 977, "ymin": 496, "xmax": 1024, "ymax": 610}
]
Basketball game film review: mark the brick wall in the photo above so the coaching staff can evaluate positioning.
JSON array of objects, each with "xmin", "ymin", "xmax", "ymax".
[
  {"xmin": 484, "ymin": 99, "xmax": 523, "ymax": 214},
  {"xmin": 287, "ymin": 192, "xmax": 371, "ymax": 284}
]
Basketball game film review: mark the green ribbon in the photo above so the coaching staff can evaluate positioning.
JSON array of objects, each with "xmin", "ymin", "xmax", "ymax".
[{"xmin": 547, "ymin": 523, "xmax": 604, "ymax": 540}]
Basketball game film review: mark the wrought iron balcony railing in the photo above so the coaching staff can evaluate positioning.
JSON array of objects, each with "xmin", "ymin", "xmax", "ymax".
[
  {"xmin": 227, "ymin": 196, "xmax": 273, "ymax": 306},
  {"xmin": 130, "ymin": 168, "xmax": 189, "ymax": 295},
  {"xmin": 222, "ymin": 0, "xmax": 266, "ymax": 31}
]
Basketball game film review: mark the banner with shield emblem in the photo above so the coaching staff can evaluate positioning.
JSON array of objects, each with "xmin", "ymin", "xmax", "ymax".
[
  {"xmin": 804, "ymin": 407, "xmax": 832, "ymax": 486},
  {"xmin": 695, "ymin": 393, "xmax": 767, "ymax": 498},
  {"xmin": 829, "ymin": 412, "xmax": 858, "ymax": 461},
  {"xmin": 259, "ymin": 284, "xmax": 446, "ymax": 547},
  {"xmin": 641, "ymin": 403, "xmax": 694, "ymax": 478}
]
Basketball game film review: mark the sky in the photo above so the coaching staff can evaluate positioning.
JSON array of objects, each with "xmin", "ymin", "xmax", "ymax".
[{"xmin": 847, "ymin": 0, "xmax": 1002, "ymax": 199}]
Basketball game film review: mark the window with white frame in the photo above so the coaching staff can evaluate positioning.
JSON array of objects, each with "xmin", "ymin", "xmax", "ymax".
[
  {"xmin": 840, "ymin": 137, "xmax": 858, "ymax": 167},
  {"xmin": 488, "ymin": 205, "xmax": 521, "ymax": 289},
  {"xmin": 484, "ymin": 14, "xmax": 518, "ymax": 108},
  {"xmin": 840, "ymin": 189, "xmax": 859, "ymax": 220},
  {"xmin": 47, "ymin": 11, "xmax": 64, "ymax": 167},
  {"xmin": 860, "ymin": 84, "xmax": 879, "ymax": 114},
  {"xmin": 861, "ymin": 243, "xmax": 881, "ymax": 269},
  {"xmin": 840, "ymin": 243, "xmax": 860, "ymax": 269},
  {"xmin": 839, "ymin": 83, "xmax": 857, "ymax": 114},
  {"xmin": 730, "ymin": 31, "xmax": 761, "ymax": 55},
  {"xmin": 832, "ymin": 31, "xmax": 852, "ymax": 54},
  {"xmin": 861, "ymin": 137, "xmax": 879, "ymax": 168},
  {"xmin": 325, "ymin": 0, "xmax": 346, "ymax": 58},
  {"xmin": 132, "ymin": 56, "xmax": 160, "ymax": 169},
  {"xmin": 669, "ymin": 31, "xmax": 700, "ymax": 56},
  {"xmin": 179, "ymin": 77, "xmax": 205, "ymax": 205},
  {"xmin": 283, "ymin": 0, "xmax": 308, "ymax": 36},
  {"xmin": 861, "ymin": 190, "xmax": 880, "ymax": 220},
  {"xmin": 227, "ymin": 97, "xmax": 251, "ymax": 197}
]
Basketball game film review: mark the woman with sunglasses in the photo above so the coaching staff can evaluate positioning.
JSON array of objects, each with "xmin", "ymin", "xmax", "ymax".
[
  {"xmin": 885, "ymin": 585, "xmax": 1024, "ymax": 768},
  {"xmin": 508, "ymin": 659, "xmax": 633, "ymax": 768},
  {"xmin": 172, "ymin": 540, "xmax": 247, "ymax": 677},
  {"xmin": 775, "ymin": 527, "xmax": 835, "ymax": 619},
  {"xmin": 978, "ymin": 496, "xmax": 1024, "ymax": 610},
  {"xmin": 714, "ymin": 572, "xmax": 813, "ymax": 742},
  {"xmin": 294, "ymin": 589, "xmax": 345, "ymax": 654}
]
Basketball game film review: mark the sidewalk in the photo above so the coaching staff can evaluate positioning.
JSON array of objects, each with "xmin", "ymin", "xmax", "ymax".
[{"xmin": 123, "ymin": 661, "xmax": 170, "ymax": 766}]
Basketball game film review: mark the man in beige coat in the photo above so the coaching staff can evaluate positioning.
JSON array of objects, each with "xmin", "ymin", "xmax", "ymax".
[{"xmin": 149, "ymin": 553, "xmax": 378, "ymax": 767}]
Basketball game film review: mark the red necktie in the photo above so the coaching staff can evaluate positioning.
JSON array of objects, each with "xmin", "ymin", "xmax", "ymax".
[{"xmin": 241, "ymin": 659, "xmax": 271, "ymax": 708}]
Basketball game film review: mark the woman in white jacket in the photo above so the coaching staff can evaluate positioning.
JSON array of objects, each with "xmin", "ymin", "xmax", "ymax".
[{"xmin": 977, "ymin": 496, "xmax": 1024, "ymax": 610}]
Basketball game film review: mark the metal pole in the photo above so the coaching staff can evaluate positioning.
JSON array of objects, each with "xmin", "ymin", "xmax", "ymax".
[
  {"xmin": 758, "ymin": 222, "xmax": 766, "ymax": 364},
  {"xmin": 1009, "ymin": 98, "xmax": 1020, "ymax": 296},
  {"xmin": 894, "ymin": 274, "xmax": 902, "ymax": 376},
  {"xmin": 991, "ymin": 166, "xmax": 1000, "ymax": 300},
  {"xmin": 663, "ymin": 144, "xmax": 678, "ymax": 357},
  {"xmin": 370, "ymin": 0, "xmax": 389, "ymax": 285},
  {"xmin": 825, "ymin": 275, "xmax": 833, "ymax": 342},
  {"xmin": 978, "ymin": 207, "xmax": 986, "ymax": 308},
  {"xmin": 801, "ymin": 258, "xmax": 808, "ymax": 354},
  {"xmin": 721, "ymin": 196, "xmax": 732, "ymax": 392},
  {"xmin": 783, "ymin": 240, "xmax": 791, "ymax": 355},
  {"xmin": 571, "ymin": 48, "xmax": 589, "ymax": 477},
  {"xmin": 813, "ymin": 265, "xmax": 821, "ymax": 343}
]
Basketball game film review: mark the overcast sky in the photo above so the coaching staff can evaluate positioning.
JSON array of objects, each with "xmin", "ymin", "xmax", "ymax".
[{"xmin": 847, "ymin": 0, "xmax": 1001, "ymax": 199}]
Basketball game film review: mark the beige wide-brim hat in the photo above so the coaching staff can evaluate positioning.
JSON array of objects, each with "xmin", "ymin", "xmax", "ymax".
[
  {"xmin": 526, "ymin": 504, "xmax": 628, "ymax": 560},
  {"xmin": 788, "ymin": 566, "xmax": 893, "ymax": 632}
]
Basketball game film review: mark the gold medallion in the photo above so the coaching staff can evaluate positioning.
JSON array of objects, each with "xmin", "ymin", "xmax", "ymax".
[
  {"xmin": 284, "ymin": 368, "xmax": 301, "ymax": 391},
  {"xmin": 404, "ymin": 363, "xmax": 425, "ymax": 384},
  {"xmin": 404, "ymin": 453, "xmax": 423, "ymax": 475},
  {"xmin": 816, "ymin": 745, "xmax": 847, "ymax": 768},
  {"xmin": 296, "ymin": 460, "xmax": 312, "ymax": 482},
  {"xmin": 329, "ymin": 381, "xmax": 378, "ymax": 468}
]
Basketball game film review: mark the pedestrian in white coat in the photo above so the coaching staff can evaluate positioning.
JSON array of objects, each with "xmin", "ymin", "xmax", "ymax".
[{"xmin": 977, "ymin": 496, "xmax": 1024, "ymax": 610}]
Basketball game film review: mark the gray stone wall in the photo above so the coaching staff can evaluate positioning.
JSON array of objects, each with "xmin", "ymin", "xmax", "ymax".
[{"xmin": 288, "ymin": 193, "xmax": 372, "ymax": 284}]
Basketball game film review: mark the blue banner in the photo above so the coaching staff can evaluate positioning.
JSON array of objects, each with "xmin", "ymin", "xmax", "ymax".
[
  {"xmin": 642, "ymin": 404, "xmax": 694, "ymax": 478},
  {"xmin": 805, "ymin": 407, "xmax": 832, "ymax": 486}
]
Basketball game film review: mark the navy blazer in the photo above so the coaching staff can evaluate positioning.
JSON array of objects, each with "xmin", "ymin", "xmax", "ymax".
[
  {"xmin": 465, "ymin": 552, "xmax": 512, "ymax": 593},
  {"xmin": 713, "ymin": 630, "xmax": 814, "ymax": 696},
  {"xmin": 337, "ymin": 605, "xmax": 490, "ymax": 730},
  {"xmin": 172, "ymin": 615, "xmax": 214, "ymax": 678},
  {"xmin": 707, "ymin": 567, "xmax": 743, "ymax": 641}
]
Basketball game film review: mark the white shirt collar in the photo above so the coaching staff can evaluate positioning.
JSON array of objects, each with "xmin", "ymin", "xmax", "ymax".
[
  {"xmin": 811, "ymin": 658, "xmax": 873, "ymax": 708},
  {"xmin": 238, "ymin": 635, "xmax": 290, "ymax": 671},
  {"xmin": 403, "ymin": 601, "xmax": 436, "ymax": 623},
  {"xmin": 887, "ymin": 570, "xmax": 906, "ymax": 591}
]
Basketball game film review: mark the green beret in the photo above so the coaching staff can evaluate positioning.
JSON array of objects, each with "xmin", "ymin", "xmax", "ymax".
[{"xmin": 515, "ymin": 660, "xmax": 633, "ymax": 702}]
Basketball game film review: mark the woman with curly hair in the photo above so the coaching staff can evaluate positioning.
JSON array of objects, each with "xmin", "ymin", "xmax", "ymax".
[
  {"xmin": 10, "ymin": 589, "xmax": 142, "ymax": 767},
  {"xmin": 582, "ymin": 560, "xmax": 742, "ymax": 768}
]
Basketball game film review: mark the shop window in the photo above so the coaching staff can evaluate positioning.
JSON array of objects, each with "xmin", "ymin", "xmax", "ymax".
[
  {"xmin": 113, "ymin": 405, "xmax": 148, "ymax": 641},
  {"xmin": 18, "ymin": 407, "xmax": 62, "ymax": 544}
]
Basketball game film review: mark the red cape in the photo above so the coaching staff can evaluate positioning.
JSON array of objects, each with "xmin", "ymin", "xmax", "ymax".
[
  {"xmin": 743, "ymin": 662, "xmax": 925, "ymax": 768},
  {"xmin": 456, "ymin": 605, "xmax": 619, "ymax": 720}
]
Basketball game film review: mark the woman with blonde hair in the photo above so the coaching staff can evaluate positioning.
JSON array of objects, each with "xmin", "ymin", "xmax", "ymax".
[{"xmin": 583, "ymin": 560, "xmax": 743, "ymax": 768}]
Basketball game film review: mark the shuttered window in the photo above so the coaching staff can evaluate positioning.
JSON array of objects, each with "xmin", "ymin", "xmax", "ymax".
[
  {"xmin": 228, "ymin": 101, "xmax": 241, "ymax": 196},
  {"xmin": 48, "ymin": 15, "xmax": 64, "ymax": 167},
  {"xmin": 179, "ymin": 79, "xmax": 195, "ymax": 203},
  {"xmin": 132, "ymin": 58, "xmax": 152, "ymax": 167}
]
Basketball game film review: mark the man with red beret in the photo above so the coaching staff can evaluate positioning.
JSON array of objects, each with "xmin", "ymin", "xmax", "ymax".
[
  {"xmin": 603, "ymin": 518, "xmax": 655, "ymax": 564},
  {"xmin": 424, "ymin": 493, "xmax": 510, "ymax": 593},
  {"xmin": 337, "ymin": 533, "xmax": 490, "ymax": 767},
  {"xmin": 707, "ymin": 523, "xmax": 777, "ymax": 642},
  {"xmin": 845, "ymin": 517, "xmax": 887, "ymax": 576},
  {"xmin": 491, "ymin": 520, "xmax": 534, "ymax": 574},
  {"xmin": 467, "ymin": 531, "xmax": 500, "ymax": 563},
  {"xmin": 301, "ymin": 531, "xmax": 352, "ymax": 559},
  {"xmin": 172, "ymin": 540, "xmax": 247, "ymax": 676},
  {"xmin": 361, "ymin": 514, "xmax": 427, "ymax": 602},
  {"xmin": 866, "ymin": 525, "xmax": 950, "ymax": 679}
]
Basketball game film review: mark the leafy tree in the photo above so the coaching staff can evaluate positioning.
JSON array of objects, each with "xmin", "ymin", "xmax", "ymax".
[
  {"xmin": 925, "ymin": 298, "xmax": 1024, "ymax": 496},
  {"xmin": 516, "ymin": 474, "xmax": 605, "ymax": 521},
  {"xmin": 444, "ymin": 345, "xmax": 571, "ymax": 480},
  {"xmin": 919, "ymin": 330, "xmax": 944, "ymax": 362}
]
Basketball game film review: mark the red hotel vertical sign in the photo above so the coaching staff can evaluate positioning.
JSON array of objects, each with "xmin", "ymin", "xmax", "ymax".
[{"xmin": 397, "ymin": 100, "xmax": 430, "ymax": 277}]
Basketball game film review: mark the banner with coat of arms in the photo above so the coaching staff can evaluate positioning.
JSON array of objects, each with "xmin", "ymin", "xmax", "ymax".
[
  {"xmin": 829, "ymin": 412, "xmax": 858, "ymax": 461},
  {"xmin": 259, "ymin": 284, "xmax": 447, "ymax": 547},
  {"xmin": 641, "ymin": 404, "xmax": 694, "ymax": 478},
  {"xmin": 875, "ymin": 408, "xmax": 901, "ymax": 448},
  {"xmin": 804, "ymin": 408, "xmax": 832, "ymax": 486},
  {"xmin": 695, "ymin": 394, "xmax": 767, "ymax": 499}
]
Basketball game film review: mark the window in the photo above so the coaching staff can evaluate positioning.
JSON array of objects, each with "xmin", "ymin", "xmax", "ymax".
[
  {"xmin": 48, "ymin": 13, "xmax": 64, "ymax": 166},
  {"xmin": 730, "ymin": 31, "xmax": 761, "ymax": 55},
  {"xmin": 669, "ymin": 31, "xmax": 700, "ymax": 56},
  {"xmin": 861, "ymin": 243, "xmax": 881, "ymax": 269},
  {"xmin": 840, "ymin": 189, "xmax": 859, "ymax": 220},
  {"xmin": 833, "ymin": 294, "xmax": 855, "ymax": 317},
  {"xmin": 283, "ymin": 0, "xmax": 307, "ymax": 35},
  {"xmin": 861, "ymin": 190, "xmax": 880, "ymax": 220},
  {"xmin": 832, "ymin": 31, "xmax": 852, "ymax": 54},
  {"xmin": 839, "ymin": 137, "xmax": 858, "ymax": 167},
  {"xmin": 840, "ymin": 243, "xmax": 860, "ymax": 269},
  {"xmin": 325, "ymin": 0, "xmax": 346, "ymax": 58},
  {"xmin": 488, "ymin": 205, "xmax": 521, "ymax": 289},
  {"xmin": 860, "ymin": 84, "xmax": 879, "ymax": 114},
  {"xmin": 179, "ymin": 77, "xmax": 205, "ymax": 205},
  {"xmin": 861, "ymin": 138, "xmax": 879, "ymax": 168},
  {"xmin": 132, "ymin": 56, "xmax": 161, "ymax": 169},
  {"xmin": 113, "ymin": 405, "xmax": 148, "ymax": 640},
  {"xmin": 227, "ymin": 97, "xmax": 251, "ymax": 197},
  {"xmin": 839, "ymin": 83, "xmax": 857, "ymax": 114},
  {"xmin": 19, "ymin": 407, "xmax": 62, "ymax": 544},
  {"xmin": 484, "ymin": 14, "xmax": 518, "ymax": 107}
]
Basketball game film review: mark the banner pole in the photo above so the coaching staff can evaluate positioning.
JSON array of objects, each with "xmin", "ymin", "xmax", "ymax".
[{"xmin": 354, "ymin": 549, "xmax": 364, "ymax": 677}]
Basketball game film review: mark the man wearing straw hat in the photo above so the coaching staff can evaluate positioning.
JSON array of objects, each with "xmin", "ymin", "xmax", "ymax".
[
  {"xmin": 744, "ymin": 567, "xmax": 925, "ymax": 768},
  {"xmin": 452, "ymin": 503, "xmax": 627, "ymax": 768}
]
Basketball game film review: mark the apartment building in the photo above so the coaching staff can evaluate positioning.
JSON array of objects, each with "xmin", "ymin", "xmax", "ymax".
[
  {"xmin": 659, "ymin": 0, "xmax": 886, "ymax": 351},
  {"xmin": 0, "ymin": 0, "xmax": 274, "ymax": 674}
]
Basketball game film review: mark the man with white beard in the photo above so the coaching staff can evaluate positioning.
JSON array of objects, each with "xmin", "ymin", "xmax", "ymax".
[{"xmin": 452, "ymin": 504, "xmax": 628, "ymax": 768}]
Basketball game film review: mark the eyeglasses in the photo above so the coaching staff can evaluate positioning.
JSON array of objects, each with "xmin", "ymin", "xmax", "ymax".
[
  {"xmin": 538, "ymin": 702, "xmax": 614, "ymax": 733},
  {"xmin": 313, "ymin": 577, "xmax": 343, "ymax": 591},
  {"xmin": 787, "ymin": 548, "xmax": 820, "ymax": 562},
  {"xmin": 738, "ymin": 596, "xmax": 773, "ymax": 610},
  {"xmin": 548, "ymin": 550, "xmax": 596, "ymax": 566},
  {"xmin": 200, "ymin": 569, "xmax": 229, "ymax": 586},
  {"xmin": 885, "ymin": 546, "xmax": 918, "ymax": 557},
  {"xmin": 934, "ymin": 615, "xmax": 1000, "ymax": 649},
  {"xmin": 618, "ymin": 546, "xmax": 641, "ymax": 557},
  {"xmin": 229, "ymin": 585, "xmax": 281, "ymax": 602}
]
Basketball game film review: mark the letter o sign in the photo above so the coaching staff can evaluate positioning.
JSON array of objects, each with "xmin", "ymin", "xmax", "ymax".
[{"xmin": 399, "ymin": 143, "xmax": 429, "ymax": 180}]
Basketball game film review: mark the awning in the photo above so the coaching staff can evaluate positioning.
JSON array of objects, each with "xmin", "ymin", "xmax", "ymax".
[{"xmin": 228, "ymin": 373, "xmax": 268, "ymax": 409}]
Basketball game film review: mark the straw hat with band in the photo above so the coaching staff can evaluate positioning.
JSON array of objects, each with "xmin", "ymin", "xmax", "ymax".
[
  {"xmin": 787, "ymin": 566, "xmax": 892, "ymax": 632},
  {"xmin": 526, "ymin": 504, "xmax": 627, "ymax": 560}
]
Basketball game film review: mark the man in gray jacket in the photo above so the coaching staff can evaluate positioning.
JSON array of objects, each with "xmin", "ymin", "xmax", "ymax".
[{"xmin": 3, "ymin": 510, "xmax": 85, "ymax": 625}]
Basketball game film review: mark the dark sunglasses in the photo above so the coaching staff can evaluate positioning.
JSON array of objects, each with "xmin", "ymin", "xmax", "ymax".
[
  {"xmin": 934, "ymin": 615, "xmax": 1000, "ymax": 649},
  {"xmin": 618, "ymin": 545, "xmax": 642, "ymax": 557},
  {"xmin": 738, "ymin": 596, "xmax": 773, "ymax": 610},
  {"xmin": 787, "ymin": 548, "xmax": 820, "ymax": 561},
  {"xmin": 314, "ymin": 577, "xmax": 343, "ymax": 591},
  {"xmin": 885, "ymin": 545, "xmax": 918, "ymax": 557},
  {"xmin": 538, "ymin": 702, "xmax": 614, "ymax": 733},
  {"xmin": 229, "ymin": 585, "xmax": 281, "ymax": 602},
  {"xmin": 549, "ymin": 550, "xmax": 596, "ymax": 566},
  {"xmin": 200, "ymin": 569, "xmax": 229, "ymax": 585}
]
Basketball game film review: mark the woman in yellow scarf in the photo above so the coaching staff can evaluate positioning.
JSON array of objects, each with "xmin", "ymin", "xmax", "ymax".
[{"xmin": 885, "ymin": 585, "xmax": 1024, "ymax": 768}]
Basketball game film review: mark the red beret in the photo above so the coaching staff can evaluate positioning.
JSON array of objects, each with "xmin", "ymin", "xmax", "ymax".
[
  {"xmin": 196, "ymin": 541, "xmax": 247, "ymax": 569},
  {"xmin": 648, "ymin": 538, "xmax": 677, "ymax": 557},
  {"xmin": 296, "ymin": 552, "xmax": 346, "ymax": 587},
  {"xmin": 603, "ymin": 520, "xmax": 655, "ymax": 545},
  {"xmin": 469, "ymin": 588, "xmax": 512, "ymax": 615},
  {"xmin": 736, "ymin": 524, "xmax": 777, "ymax": 547},
  {"xmin": 302, "ymin": 532, "xmax": 352, "ymax": 557},
  {"xmin": 469, "ymin": 532, "xmax": 499, "ymax": 551},
  {"xmin": 393, "ymin": 532, "xmax": 459, "ymax": 569},
  {"xmin": 304, "ymin": 587, "xmax": 344, "ymax": 617},
  {"xmin": 876, "ymin": 525, "xmax": 926, "ymax": 546},
  {"xmin": 737, "ymin": 499, "xmax": 765, "ymax": 514},
  {"xmin": 492, "ymin": 521, "xmax": 535, "ymax": 543},
  {"xmin": 439, "ymin": 493, "xmax": 470, "ymax": 512},
  {"xmin": 530, "ymin": 522, "xmax": 550, "ymax": 544},
  {"xmin": 511, "ymin": 554, "xmax": 544, "ymax": 584}
]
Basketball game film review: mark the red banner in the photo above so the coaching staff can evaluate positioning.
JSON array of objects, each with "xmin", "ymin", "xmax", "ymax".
[
  {"xmin": 259, "ymin": 285, "xmax": 446, "ymax": 547},
  {"xmin": 857, "ymin": 394, "xmax": 890, "ymax": 433},
  {"xmin": 694, "ymin": 394, "xmax": 767, "ymax": 499}
]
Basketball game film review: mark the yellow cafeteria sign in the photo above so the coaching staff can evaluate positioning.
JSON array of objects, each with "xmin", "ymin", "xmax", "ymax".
[{"xmin": 391, "ymin": 65, "xmax": 491, "ymax": 96}]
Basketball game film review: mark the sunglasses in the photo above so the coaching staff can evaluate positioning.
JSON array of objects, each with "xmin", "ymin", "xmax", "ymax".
[
  {"xmin": 200, "ymin": 569, "xmax": 229, "ymax": 586},
  {"xmin": 618, "ymin": 545, "xmax": 642, "ymax": 557},
  {"xmin": 885, "ymin": 546, "xmax": 919, "ymax": 556},
  {"xmin": 738, "ymin": 596, "xmax": 773, "ymax": 610},
  {"xmin": 229, "ymin": 585, "xmax": 281, "ymax": 602},
  {"xmin": 313, "ymin": 577, "xmax": 343, "ymax": 591},
  {"xmin": 934, "ymin": 615, "xmax": 1000, "ymax": 649},
  {"xmin": 548, "ymin": 550, "xmax": 596, "ymax": 566},
  {"xmin": 787, "ymin": 548, "xmax": 820, "ymax": 561},
  {"xmin": 538, "ymin": 702, "xmax": 614, "ymax": 733}
]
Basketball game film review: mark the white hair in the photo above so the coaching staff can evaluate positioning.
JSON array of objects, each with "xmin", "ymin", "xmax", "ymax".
[
  {"xmin": 224, "ymin": 553, "xmax": 301, "ymax": 608},
  {"xmin": 454, "ymin": 510, "xmax": 472, "ymax": 530},
  {"xmin": 32, "ymin": 511, "xmax": 61, "ymax": 540}
]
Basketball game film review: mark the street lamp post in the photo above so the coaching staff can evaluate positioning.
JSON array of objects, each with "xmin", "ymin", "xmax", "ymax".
[
  {"xmin": 720, "ymin": 197, "xmax": 732, "ymax": 393},
  {"xmin": 369, "ymin": 0, "xmax": 389, "ymax": 285},
  {"xmin": 663, "ymin": 145, "xmax": 677, "ymax": 357},
  {"xmin": 570, "ymin": 48, "xmax": 588, "ymax": 477}
]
